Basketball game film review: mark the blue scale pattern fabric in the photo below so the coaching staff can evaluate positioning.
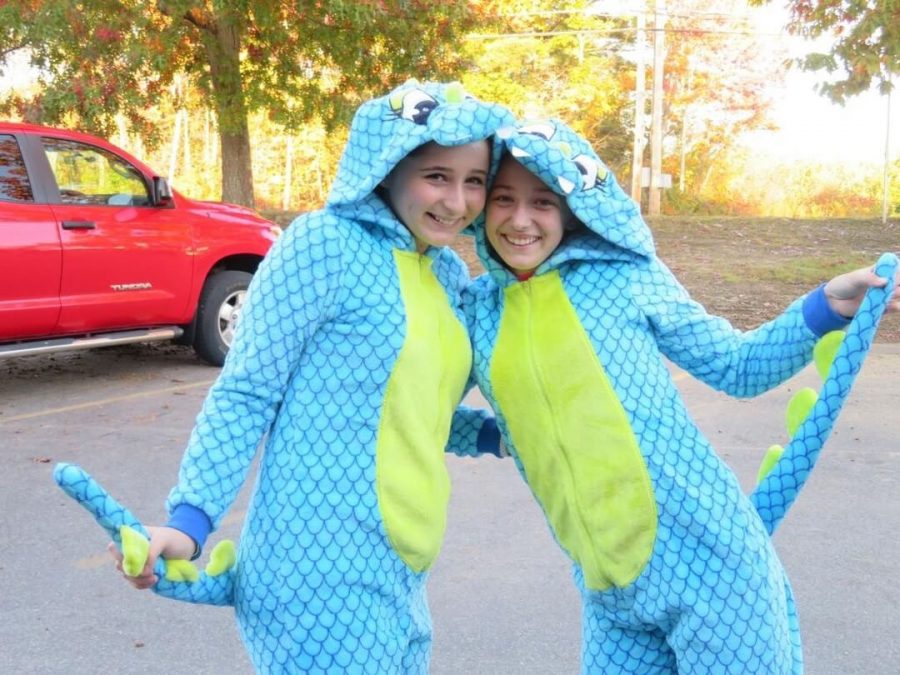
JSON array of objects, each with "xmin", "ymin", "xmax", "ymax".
[
  {"xmin": 55, "ymin": 81, "xmax": 514, "ymax": 674},
  {"xmin": 463, "ymin": 118, "xmax": 895, "ymax": 674}
]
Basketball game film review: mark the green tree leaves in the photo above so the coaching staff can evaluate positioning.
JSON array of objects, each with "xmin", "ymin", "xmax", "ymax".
[
  {"xmin": 751, "ymin": 0, "xmax": 898, "ymax": 103},
  {"xmin": 0, "ymin": 1, "xmax": 478, "ymax": 205}
]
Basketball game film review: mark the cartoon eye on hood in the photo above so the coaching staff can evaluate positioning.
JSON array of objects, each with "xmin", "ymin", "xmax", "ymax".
[
  {"xmin": 572, "ymin": 153, "xmax": 608, "ymax": 191},
  {"xmin": 517, "ymin": 121, "xmax": 557, "ymax": 141},
  {"xmin": 389, "ymin": 88, "xmax": 438, "ymax": 125}
]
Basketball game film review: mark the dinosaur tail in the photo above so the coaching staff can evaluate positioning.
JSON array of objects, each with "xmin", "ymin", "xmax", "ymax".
[
  {"xmin": 53, "ymin": 463, "xmax": 235, "ymax": 607},
  {"xmin": 54, "ymin": 462, "xmax": 150, "ymax": 545},
  {"xmin": 750, "ymin": 252, "xmax": 897, "ymax": 535}
]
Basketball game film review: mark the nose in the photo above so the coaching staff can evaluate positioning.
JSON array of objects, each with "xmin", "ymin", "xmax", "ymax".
[
  {"xmin": 441, "ymin": 182, "xmax": 467, "ymax": 214},
  {"xmin": 510, "ymin": 203, "xmax": 531, "ymax": 230}
]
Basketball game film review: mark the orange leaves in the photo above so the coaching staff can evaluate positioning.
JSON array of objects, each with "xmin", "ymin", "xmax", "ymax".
[{"xmin": 94, "ymin": 26, "xmax": 122, "ymax": 43}]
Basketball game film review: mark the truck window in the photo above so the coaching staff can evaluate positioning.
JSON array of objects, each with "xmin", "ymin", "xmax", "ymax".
[
  {"xmin": 41, "ymin": 137, "xmax": 151, "ymax": 206},
  {"xmin": 0, "ymin": 134, "xmax": 35, "ymax": 202}
]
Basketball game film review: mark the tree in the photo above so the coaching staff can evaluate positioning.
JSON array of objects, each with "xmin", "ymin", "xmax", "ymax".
[
  {"xmin": 661, "ymin": 0, "xmax": 786, "ymax": 197},
  {"xmin": 749, "ymin": 0, "xmax": 899, "ymax": 102},
  {"xmin": 461, "ymin": 0, "xmax": 633, "ymax": 173},
  {"xmin": 0, "ymin": 1, "xmax": 479, "ymax": 206}
]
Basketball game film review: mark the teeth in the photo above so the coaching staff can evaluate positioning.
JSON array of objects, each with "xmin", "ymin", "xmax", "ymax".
[
  {"xmin": 504, "ymin": 234, "xmax": 540, "ymax": 246},
  {"xmin": 431, "ymin": 214, "xmax": 458, "ymax": 226}
]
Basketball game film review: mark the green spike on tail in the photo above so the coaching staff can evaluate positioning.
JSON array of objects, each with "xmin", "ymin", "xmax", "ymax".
[
  {"xmin": 205, "ymin": 540, "xmax": 237, "ymax": 577},
  {"xmin": 756, "ymin": 330, "xmax": 845, "ymax": 485},
  {"xmin": 164, "ymin": 540, "xmax": 235, "ymax": 580},
  {"xmin": 120, "ymin": 522, "xmax": 235, "ymax": 583},
  {"xmin": 120, "ymin": 525, "xmax": 150, "ymax": 577},
  {"xmin": 757, "ymin": 444, "xmax": 784, "ymax": 483},
  {"xmin": 165, "ymin": 559, "xmax": 199, "ymax": 583},
  {"xmin": 813, "ymin": 330, "xmax": 845, "ymax": 380},
  {"xmin": 786, "ymin": 387, "xmax": 818, "ymax": 437}
]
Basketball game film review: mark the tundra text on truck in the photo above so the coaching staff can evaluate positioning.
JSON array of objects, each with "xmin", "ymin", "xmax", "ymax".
[{"xmin": 0, "ymin": 122, "xmax": 281, "ymax": 366}]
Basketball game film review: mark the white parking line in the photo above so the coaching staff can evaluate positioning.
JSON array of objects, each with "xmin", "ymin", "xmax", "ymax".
[{"xmin": 0, "ymin": 379, "xmax": 216, "ymax": 424}]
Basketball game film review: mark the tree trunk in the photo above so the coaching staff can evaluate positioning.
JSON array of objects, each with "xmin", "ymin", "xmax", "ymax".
[
  {"xmin": 649, "ymin": 0, "xmax": 666, "ymax": 216},
  {"xmin": 282, "ymin": 135, "xmax": 294, "ymax": 211},
  {"xmin": 168, "ymin": 106, "xmax": 182, "ymax": 184},
  {"xmin": 202, "ymin": 13, "xmax": 255, "ymax": 207},
  {"xmin": 630, "ymin": 9, "xmax": 647, "ymax": 207},
  {"xmin": 218, "ymin": 117, "xmax": 254, "ymax": 207},
  {"xmin": 698, "ymin": 145, "xmax": 723, "ymax": 195}
]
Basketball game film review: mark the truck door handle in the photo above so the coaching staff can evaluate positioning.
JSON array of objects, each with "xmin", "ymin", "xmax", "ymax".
[{"xmin": 61, "ymin": 221, "xmax": 96, "ymax": 230}]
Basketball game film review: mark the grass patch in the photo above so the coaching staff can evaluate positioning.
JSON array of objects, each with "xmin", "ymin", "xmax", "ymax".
[{"xmin": 738, "ymin": 256, "xmax": 875, "ymax": 284}]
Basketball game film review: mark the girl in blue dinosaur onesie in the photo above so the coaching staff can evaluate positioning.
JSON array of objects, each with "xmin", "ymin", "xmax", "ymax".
[
  {"xmin": 106, "ymin": 81, "xmax": 512, "ymax": 674},
  {"xmin": 463, "ymin": 118, "xmax": 899, "ymax": 674}
]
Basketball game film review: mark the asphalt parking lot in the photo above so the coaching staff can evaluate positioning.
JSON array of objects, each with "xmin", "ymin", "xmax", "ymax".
[{"xmin": 2, "ymin": 341, "xmax": 899, "ymax": 674}]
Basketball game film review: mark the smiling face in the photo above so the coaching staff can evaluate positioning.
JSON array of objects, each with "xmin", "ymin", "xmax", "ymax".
[
  {"xmin": 486, "ymin": 155, "xmax": 571, "ymax": 276},
  {"xmin": 381, "ymin": 140, "xmax": 490, "ymax": 252}
]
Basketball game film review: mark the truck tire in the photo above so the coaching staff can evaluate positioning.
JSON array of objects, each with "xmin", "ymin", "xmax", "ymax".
[{"xmin": 193, "ymin": 270, "xmax": 252, "ymax": 366}]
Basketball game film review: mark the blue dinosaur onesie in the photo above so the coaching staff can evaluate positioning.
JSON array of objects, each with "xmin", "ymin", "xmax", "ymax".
[
  {"xmin": 166, "ymin": 83, "xmax": 512, "ymax": 673},
  {"xmin": 56, "ymin": 81, "xmax": 513, "ymax": 675},
  {"xmin": 462, "ymin": 119, "xmax": 896, "ymax": 674}
]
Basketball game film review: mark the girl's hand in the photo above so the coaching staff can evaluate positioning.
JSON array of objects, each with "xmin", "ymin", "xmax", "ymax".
[
  {"xmin": 107, "ymin": 526, "xmax": 195, "ymax": 590},
  {"xmin": 824, "ymin": 264, "xmax": 900, "ymax": 318}
]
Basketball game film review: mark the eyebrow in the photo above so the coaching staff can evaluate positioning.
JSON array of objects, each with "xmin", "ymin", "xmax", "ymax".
[
  {"xmin": 419, "ymin": 165, "xmax": 488, "ymax": 176},
  {"xmin": 492, "ymin": 181, "xmax": 555, "ymax": 196}
]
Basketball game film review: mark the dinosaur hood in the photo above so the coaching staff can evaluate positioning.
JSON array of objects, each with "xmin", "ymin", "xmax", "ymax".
[
  {"xmin": 475, "ymin": 118, "xmax": 656, "ymax": 284},
  {"xmin": 327, "ymin": 80, "xmax": 514, "ymax": 245}
]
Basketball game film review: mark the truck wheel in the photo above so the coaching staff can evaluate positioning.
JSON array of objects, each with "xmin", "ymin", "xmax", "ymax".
[{"xmin": 193, "ymin": 270, "xmax": 252, "ymax": 366}]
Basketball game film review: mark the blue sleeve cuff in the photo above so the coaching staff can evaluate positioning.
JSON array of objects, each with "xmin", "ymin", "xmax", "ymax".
[
  {"xmin": 476, "ymin": 417, "xmax": 502, "ymax": 457},
  {"xmin": 166, "ymin": 504, "xmax": 212, "ymax": 560},
  {"xmin": 802, "ymin": 284, "xmax": 852, "ymax": 336}
]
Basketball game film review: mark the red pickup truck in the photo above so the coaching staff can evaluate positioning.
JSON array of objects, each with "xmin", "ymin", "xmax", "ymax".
[{"xmin": 0, "ymin": 122, "xmax": 281, "ymax": 366}]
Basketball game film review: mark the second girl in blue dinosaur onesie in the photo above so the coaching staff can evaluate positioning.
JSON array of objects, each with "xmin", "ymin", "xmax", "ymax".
[
  {"xmin": 104, "ymin": 81, "xmax": 513, "ymax": 674},
  {"xmin": 463, "ymin": 119, "xmax": 898, "ymax": 674}
]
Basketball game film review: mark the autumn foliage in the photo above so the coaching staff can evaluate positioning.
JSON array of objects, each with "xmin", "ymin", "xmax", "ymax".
[{"xmin": 0, "ymin": 0, "xmax": 895, "ymax": 217}]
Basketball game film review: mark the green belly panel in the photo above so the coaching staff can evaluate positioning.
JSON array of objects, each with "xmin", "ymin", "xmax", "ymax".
[
  {"xmin": 490, "ymin": 271, "xmax": 657, "ymax": 590},
  {"xmin": 376, "ymin": 250, "xmax": 471, "ymax": 572}
]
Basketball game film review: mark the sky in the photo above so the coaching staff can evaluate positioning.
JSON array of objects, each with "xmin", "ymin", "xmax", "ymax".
[
  {"xmin": 755, "ymin": 79, "xmax": 896, "ymax": 165},
  {"xmin": 1, "ymin": 50, "xmax": 33, "ymax": 89},
  {"xmin": 744, "ymin": 4, "xmax": 898, "ymax": 166}
]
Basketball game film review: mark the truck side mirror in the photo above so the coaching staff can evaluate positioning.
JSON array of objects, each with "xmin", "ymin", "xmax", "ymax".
[{"xmin": 152, "ymin": 176, "xmax": 174, "ymax": 207}]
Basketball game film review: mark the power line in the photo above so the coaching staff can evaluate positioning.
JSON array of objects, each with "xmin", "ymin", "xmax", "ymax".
[
  {"xmin": 495, "ymin": 7, "xmax": 769, "ymax": 22},
  {"xmin": 466, "ymin": 27, "xmax": 788, "ymax": 40},
  {"xmin": 473, "ymin": 4, "xmax": 790, "ymax": 41}
]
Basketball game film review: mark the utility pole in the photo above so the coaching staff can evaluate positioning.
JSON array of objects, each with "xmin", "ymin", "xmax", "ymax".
[
  {"xmin": 679, "ymin": 58, "xmax": 692, "ymax": 193},
  {"xmin": 649, "ymin": 0, "xmax": 666, "ymax": 216},
  {"xmin": 631, "ymin": 6, "xmax": 647, "ymax": 206},
  {"xmin": 883, "ymin": 84, "xmax": 893, "ymax": 225}
]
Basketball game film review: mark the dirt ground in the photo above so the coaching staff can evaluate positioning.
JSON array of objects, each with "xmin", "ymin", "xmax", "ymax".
[{"xmin": 451, "ymin": 216, "xmax": 899, "ymax": 343}]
